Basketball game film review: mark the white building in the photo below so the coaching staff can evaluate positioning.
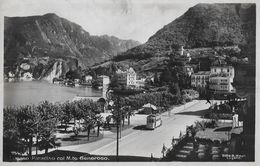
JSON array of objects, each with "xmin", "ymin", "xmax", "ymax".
[
  {"xmin": 210, "ymin": 65, "xmax": 235, "ymax": 79},
  {"xmin": 209, "ymin": 60, "xmax": 235, "ymax": 92},
  {"xmin": 20, "ymin": 63, "xmax": 31, "ymax": 71},
  {"xmin": 21, "ymin": 72, "xmax": 33, "ymax": 81},
  {"xmin": 101, "ymin": 75, "xmax": 110, "ymax": 99},
  {"xmin": 116, "ymin": 67, "xmax": 137, "ymax": 87},
  {"xmin": 126, "ymin": 67, "xmax": 137, "ymax": 87},
  {"xmin": 191, "ymin": 71, "xmax": 211, "ymax": 88},
  {"xmin": 85, "ymin": 75, "xmax": 93, "ymax": 82},
  {"xmin": 178, "ymin": 46, "xmax": 191, "ymax": 61},
  {"xmin": 8, "ymin": 71, "xmax": 15, "ymax": 78},
  {"xmin": 209, "ymin": 76, "xmax": 235, "ymax": 92},
  {"xmin": 184, "ymin": 65, "xmax": 194, "ymax": 76}
]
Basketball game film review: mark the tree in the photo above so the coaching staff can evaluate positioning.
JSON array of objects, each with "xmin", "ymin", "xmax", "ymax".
[
  {"xmin": 16, "ymin": 105, "xmax": 38, "ymax": 159},
  {"xmin": 94, "ymin": 114, "xmax": 104, "ymax": 137},
  {"xmin": 160, "ymin": 68, "xmax": 174, "ymax": 85},
  {"xmin": 154, "ymin": 72, "xmax": 160, "ymax": 85},
  {"xmin": 109, "ymin": 73, "xmax": 121, "ymax": 90},
  {"xmin": 83, "ymin": 114, "xmax": 95, "ymax": 141},
  {"xmin": 75, "ymin": 99, "xmax": 104, "ymax": 138},
  {"xmin": 105, "ymin": 115, "xmax": 112, "ymax": 129},
  {"xmin": 3, "ymin": 107, "xmax": 26, "ymax": 161},
  {"xmin": 122, "ymin": 105, "xmax": 134, "ymax": 126},
  {"xmin": 37, "ymin": 134, "xmax": 59, "ymax": 154},
  {"xmin": 36, "ymin": 101, "xmax": 60, "ymax": 154},
  {"xmin": 3, "ymin": 129, "xmax": 26, "ymax": 161},
  {"xmin": 70, "ymin": 101, "xmax": 84, "ymax": 130},
  {"xmin": 66, "ymin": 69, "xmax": 81, "ymax": 80},
  {"xmin": 59, "ymin": 101, "xmax": 73, "ymax": 131},
  {"xmin": 169, "ymin": 83, "xmax": 181, "ymax": 100}
]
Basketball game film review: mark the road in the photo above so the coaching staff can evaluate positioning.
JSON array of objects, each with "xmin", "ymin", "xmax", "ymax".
[{"xmin": 58, "ymin": 100, "xmax": 211, "ymax": 158}]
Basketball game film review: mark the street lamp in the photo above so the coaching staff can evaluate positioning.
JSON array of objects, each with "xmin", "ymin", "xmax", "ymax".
[
  {"xmin": 108, "ymin": 89, "xmax": 122, "ymax": 161},
  {"xmin": 116, "ymin": 94, "xmax": 120, "ymax": 161}
]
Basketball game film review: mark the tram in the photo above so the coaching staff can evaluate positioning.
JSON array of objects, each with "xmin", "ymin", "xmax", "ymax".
[{"xmin": 146, "ymin": 114, "xmax": 162, "ymax": 129}]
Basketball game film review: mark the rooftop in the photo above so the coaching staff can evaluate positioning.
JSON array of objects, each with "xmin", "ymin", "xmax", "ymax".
[
  {"xmin": 192, "ymin": 71, "xmax": 211, "ymax": 75},
  {"xmin": 211, "ymin": 59, "xmax": 229, "ymax": 67}
]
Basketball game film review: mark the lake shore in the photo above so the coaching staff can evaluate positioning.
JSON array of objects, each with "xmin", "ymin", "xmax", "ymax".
[{"xmin": 4, "ymin": 81, "xmax": 102, "ymax": 106}]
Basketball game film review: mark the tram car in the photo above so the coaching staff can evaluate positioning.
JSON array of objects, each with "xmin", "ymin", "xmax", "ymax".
[{"xmin": 146, "ymin": 114, "xmax": 162, "ymax": 129}]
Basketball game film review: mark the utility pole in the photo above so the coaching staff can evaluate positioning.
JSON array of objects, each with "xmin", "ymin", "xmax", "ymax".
[{"xmin": 116, "ymin": 95, "xmax": 120, "ymax": 161}]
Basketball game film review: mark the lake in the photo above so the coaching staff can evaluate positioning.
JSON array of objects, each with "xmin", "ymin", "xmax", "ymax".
[{"xmin": 4, "ymin": 81, "xmax": 102, "ymax": 106}]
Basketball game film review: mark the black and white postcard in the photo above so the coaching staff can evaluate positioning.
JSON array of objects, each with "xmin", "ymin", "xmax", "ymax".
[{"xmin": 0, "ymin": 0, "xmax": 258, "ymax": 165}]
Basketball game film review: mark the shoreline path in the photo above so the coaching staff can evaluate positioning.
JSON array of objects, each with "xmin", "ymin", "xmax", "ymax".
[{"xmin": 54, "ymin": 100, "xmax": 211, "ymax": 158}]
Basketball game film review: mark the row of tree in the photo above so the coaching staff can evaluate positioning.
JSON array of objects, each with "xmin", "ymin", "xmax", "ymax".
[
  {"xmin": 3, "ymin": 99, "xmax": 103, "ymax": 161},
  {"xmin": 109, "ymin": 91, "xmax": 184, "ymax": 126}
]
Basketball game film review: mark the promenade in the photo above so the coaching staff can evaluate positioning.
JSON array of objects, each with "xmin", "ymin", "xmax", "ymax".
[{"xmin": 56, "ymin": 100, "xmax": 211, "ymax": 158}]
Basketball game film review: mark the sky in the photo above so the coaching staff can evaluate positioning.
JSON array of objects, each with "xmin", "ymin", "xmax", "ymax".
[
  {"xmin": 1, "ymin": 0, "xmax": 199, "ymax": 43},
  {"xmin": 1, "ymin": 0, "xmax": 256, "ymax": 43}
]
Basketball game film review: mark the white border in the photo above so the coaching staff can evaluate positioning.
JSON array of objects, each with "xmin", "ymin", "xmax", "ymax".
[{"xmin": 0, "ymin": 0, "xmax": 259, "ymax": 166}]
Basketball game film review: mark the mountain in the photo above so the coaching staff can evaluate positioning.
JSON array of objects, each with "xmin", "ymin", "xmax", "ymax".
[
  {"xmin": 4, "ymin": 13, "xmax": 140, "ymax": 80},
  {"xmin": 113, "ymin": 3, "xmax": 255, "ymax": 68}
]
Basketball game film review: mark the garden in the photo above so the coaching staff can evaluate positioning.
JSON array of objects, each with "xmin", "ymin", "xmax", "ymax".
[{"xmin": 161, "ymin": 109, "xmax": 244, "ymax": 162}]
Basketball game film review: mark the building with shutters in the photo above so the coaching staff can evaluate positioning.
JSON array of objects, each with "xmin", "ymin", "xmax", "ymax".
[
  {"xmin": 191, "ymin": 59, "xmax": 235, "ymax": 93},
  {"xmin": 209, "ymin": 60, "xmax": 235, "ymax": 93},
  {"xmin": 191, "ymin": 71, "xmax": 210, "ymax": 88},
  {"xmin": 126, "ymin": 67, "xmax": 136, "ymax": 87},
  {"xmin": 116, "ymin": 67, "xmax": 137, "ymax": 88}
]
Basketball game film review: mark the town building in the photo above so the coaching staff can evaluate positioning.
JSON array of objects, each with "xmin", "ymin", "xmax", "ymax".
[
  {"xmin": 20, "ymin": 72, "xmax": 33, "ymax": 81},
  {"xmin": 210, "ymin": 60, "xmax": 235, "ymax": 79},
  {"xmin": 184, "ymin": 65, "xmax": 194, "ymax": 76},
  {"xmin": 20, "ymin": 63, "xmax": 30, "ymax": 71},
  {"xmin": 136, "ymin": 78, "xmax": 146, "ymax": 88},
  {"xmin": 8, "ymin": 71, "xmax": 15, "ymax": 78},
  {"xmin": 101, "ymin": 75, "xmax": 110, "ymax": 99},
  {"xmin": 126, "ymin": 67, "xmax": 137, "ymax": 87},
  {"xmin": 84, "ymin": 75, "xmax": 93, "ymax": 83},
  {"xmin": 116, "ymin": 67, "xmax": 137, "ymax": 88},
  {"xmin": 209, "ymin": 76, "xmax": 235, "ymax": 92},
  {"xmin": 177, "ymin": 45, "xmax": 191, "ymax": 62},
  {"xmin": 209, "ymin": 60, "xmax": 235, "ymax": 93},
  {"xmin": 168, "ymin": 45, "xmax": 191, "ymax": 63},
  {"xmin": 191, "ymin": 71, "xmax": 210, "ymax": 88},
  {"xmin": 6, "ymin": 71, "xmax": 16, "ymax": 82},
  {"xmin": 116, "ymin": 69, "xmax": 127, "ymax": 87},
  {"xmin": 191, "ymin": 59, "xmax": 235, "ymax": 93}
]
